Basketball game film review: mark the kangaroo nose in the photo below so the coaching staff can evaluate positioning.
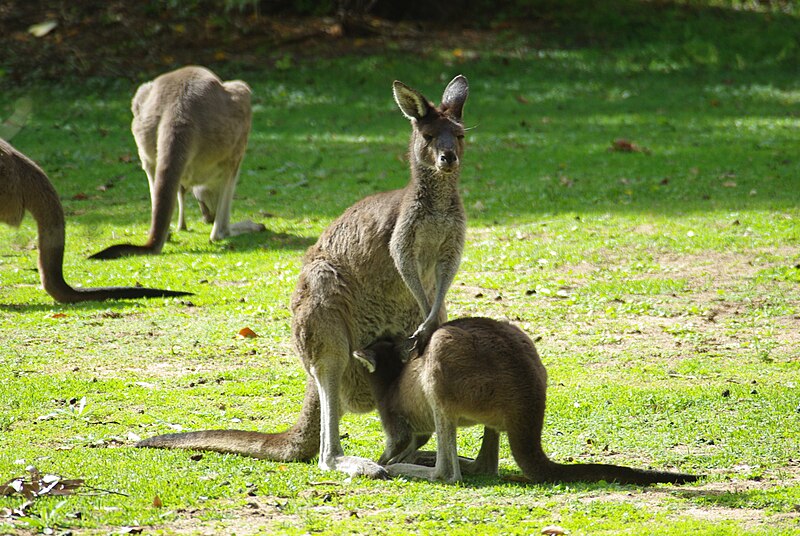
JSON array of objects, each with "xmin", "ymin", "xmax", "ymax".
[{"xmin": 439, "ymin": 151, "xmax": 457, "ymax": 166}]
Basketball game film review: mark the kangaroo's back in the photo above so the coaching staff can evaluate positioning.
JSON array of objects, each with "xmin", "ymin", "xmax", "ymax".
[
  {"xmin": 414, "ymin": 318, "xmax": 547, "ymax": 431},
  {"xmin": 90, "ymin": 65, "xmax": 259, "ymax": 260},
  {"xmin": 132, "ymin": 66, "xmax": 251, "ymax": 169}
]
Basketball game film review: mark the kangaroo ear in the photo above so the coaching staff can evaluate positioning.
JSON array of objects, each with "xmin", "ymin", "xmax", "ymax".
[
  {"xmin": 393, "ymin": 81, "xmax": 432, "ymax": 120},
  {"xmin": 441, "ymin": 74, "xmax": 469, "ymax": 121},
  {"xmin": 353, "ymin": 349, "xmax": 377, "ymax": 373}
]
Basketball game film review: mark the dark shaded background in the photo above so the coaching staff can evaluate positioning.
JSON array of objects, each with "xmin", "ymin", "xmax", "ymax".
[{"xmin": 1, "ymin": 1, "xmax": 797, "ymax": 85}]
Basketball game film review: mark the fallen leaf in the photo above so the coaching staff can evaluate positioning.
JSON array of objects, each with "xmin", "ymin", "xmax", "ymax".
[
  {"xmin": 50, "ymin": 313, "xmax": 67, "ymax": 319},
  {"xmin": 152, "ymin": 495, "xmax": 163, "ymax": 508},
  {"xmin": 118, "ymin": 526, "xmax": 144, "ymax": 534},
  {"xmin": 722, "ymin": 181, "xmax": 737, "ymax": 188},
  {"xmin": 0, "ymin": 466, "xmax": 84, "ymax": 500},
  {"xmin": 238, "ymin": 327, "xmax": 258, "ymax": 339},
  {"xmin": 609, "ymin": 138, "xmax": 650, "ymax": 154}
]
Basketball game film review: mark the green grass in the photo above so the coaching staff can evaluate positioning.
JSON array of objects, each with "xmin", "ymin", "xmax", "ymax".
[{"xmin": 2, "ymin": 8, "xmax": 800, "ymax": 535}]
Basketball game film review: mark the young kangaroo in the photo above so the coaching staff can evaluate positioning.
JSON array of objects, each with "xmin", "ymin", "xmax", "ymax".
[
  {"xmin": 353, "ymin": 317, "xmax": 700, "ymax": 485},
  {"xmin": 0, "ymin": 139, "xmax": 191, "ymax": 303},
  {"xmin": 137, "ymin": 75, "xmax": 469, "ymax": 479},
  {"xmin": 90, "ymin": 66, "xmax": 264, "ymax": 260}
]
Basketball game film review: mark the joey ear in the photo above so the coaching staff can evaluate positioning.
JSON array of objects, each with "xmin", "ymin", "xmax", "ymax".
[
  {"xmin": 393, "ymin": 81, "xmax": 432, "ymax": 120},
  {"xmin": 441, "ymin": 74, "xmax": 469, "ymax": 121},
  {"xmin": 353, "ymin": 349, "xmax": 377, "ymax": 373}
]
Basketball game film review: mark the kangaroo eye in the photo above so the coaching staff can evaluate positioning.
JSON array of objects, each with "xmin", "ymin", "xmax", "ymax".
[
  {"xmin": 457, "ymin": 135, "xmax": 465, "ymax": 140},
  {"xmin": 422, "ymin": 134, "xmax": 433, "ymax": 142}
]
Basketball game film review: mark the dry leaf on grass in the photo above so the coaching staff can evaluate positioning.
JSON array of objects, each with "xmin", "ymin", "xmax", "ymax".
[
  {"xmin": 238, "ymin": 327, "xmax": 258, "ymax": 338},
  {"xmin": 0, "ymin": 466, "xmax": 84, "ymax": 500},
  {"xmin": 609, "ymin": 138, "xmax": 650, "ymax": 154}
]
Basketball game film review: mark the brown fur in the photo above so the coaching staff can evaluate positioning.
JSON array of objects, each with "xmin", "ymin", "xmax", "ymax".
[
  {"xmin": 0, "ymin": 139, "xmax": 191, "ymax": 303},
  {"xmin": 137, "ymin": 75, "xmax": 469, "ymax": 478},
  {"xmin": 90, "ymin": 66, "xmax": 264, "ymax": 260},
  {"xmin": 354, "ymin": 317, "xmax": 700, "ymax": 485}
]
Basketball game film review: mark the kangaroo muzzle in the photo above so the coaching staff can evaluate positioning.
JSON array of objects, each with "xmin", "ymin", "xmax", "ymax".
[{"xmin": 436, "ymin": 150, "xmax": 459, "ymax": 173}]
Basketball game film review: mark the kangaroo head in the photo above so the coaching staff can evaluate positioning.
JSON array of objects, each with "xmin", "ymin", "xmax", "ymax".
[{"xmin": 393, "ymin": 75, "xmax": 469, "ymax": 175}]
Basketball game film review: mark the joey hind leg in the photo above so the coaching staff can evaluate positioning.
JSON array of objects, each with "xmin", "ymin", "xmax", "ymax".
[
  {"xmin": 395, "ymin": 428, "xmax": 493, "ymax": 474},
  {"xmin": 386, "ymin": 409, "xmax": 461, "ymax": 483},
  {"xmin": 380, "ymin": 433, "xmax": 431, "ymax": 466},
  {"xmin": 461, "ymin": 427, "xmax": 500, "ymax": 476}
]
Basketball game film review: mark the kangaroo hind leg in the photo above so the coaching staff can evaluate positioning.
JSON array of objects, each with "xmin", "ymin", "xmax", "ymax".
[
  {"xmin": 308, "ymin": 329, "xmax": 388, "ymax": 480},
  {"xmin": 208, "ymin": 158, "xmax": 265, "ymax": 241}
]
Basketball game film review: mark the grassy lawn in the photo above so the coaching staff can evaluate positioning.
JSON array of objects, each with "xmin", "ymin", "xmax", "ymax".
[{"xmin": 1, "ymin": 6, "xmax": 799, "ymax": 535}]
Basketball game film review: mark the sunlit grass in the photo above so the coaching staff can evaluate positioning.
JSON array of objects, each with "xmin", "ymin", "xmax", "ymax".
[{"xmin": 1, "ymin": 13, "xmax": 799, "ymax": 534}]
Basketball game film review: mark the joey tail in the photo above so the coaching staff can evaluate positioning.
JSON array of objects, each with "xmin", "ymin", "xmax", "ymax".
[
  {"xmin": 507, "ymin": 425, "xmax": 699, "ymax": 486},
  {"xmin": 137, "ymin": 376, "xmax": 321, "ymax": 461}
]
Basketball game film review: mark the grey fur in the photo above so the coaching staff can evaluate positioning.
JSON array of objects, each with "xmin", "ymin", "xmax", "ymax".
[{"xmin": 90, "ymin": 66, "xmax": 264, "ymax": 260}]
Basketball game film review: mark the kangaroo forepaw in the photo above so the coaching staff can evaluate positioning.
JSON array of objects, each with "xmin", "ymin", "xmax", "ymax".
[{"xmin": 405, "ymin": 327, "xmax": 433, "ymax": 360}]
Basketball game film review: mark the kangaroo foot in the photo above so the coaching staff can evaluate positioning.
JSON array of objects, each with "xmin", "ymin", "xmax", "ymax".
[{"xmin": 323, "ymin": 455, "xmax": 389, "ymax": 480}]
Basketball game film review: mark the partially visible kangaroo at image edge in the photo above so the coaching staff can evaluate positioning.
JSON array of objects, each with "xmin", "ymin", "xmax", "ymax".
[
  {"xmin": 137, "ymin": 75, "xmax": 469, "ymax": 479},
  {"xmin": 90, "ymin": 65, "xmax": 265, "ymax": 260},
  {"xmin": 0, "ymin": 139, "xmax": 191, "ymax": 303},
  {"xmin": 354, "ymin": 317, "xmax": 700, "ymax": 485}
]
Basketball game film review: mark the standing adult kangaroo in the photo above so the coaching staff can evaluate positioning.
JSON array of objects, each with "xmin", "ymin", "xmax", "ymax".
[
  {"xmin": 354, "ymin": 317, "xmax": 700, "ymax": 485},
  {"xmin": 138, "ymin": 75, "xmax": 469, "ymax": 478},
  {"xmin": 0, "ymin": 139, "xmax": 191, "ymax": 303},
  {"xmin": 90, "ymin": 66, "xmax": 264, "ymax": 260}
]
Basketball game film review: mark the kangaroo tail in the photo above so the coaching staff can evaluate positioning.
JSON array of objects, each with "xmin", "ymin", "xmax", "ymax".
[
  {"xmin": 91, "ymin": 119, "xmax": 189, "ymax": 260},
  {"xmin": 531, "ymin": 459, "xmax": 699, "ymax": 485},
  {"xmin": 57, "ymin": 286, "xmax": 192, "ymax": 303},
  {"xmin": 137, "ymin": 376, "xmax": 320, "ymax": 462},
  {"xmin": 508, "ymin": 425, "xmax": 698, "ymax": 486}
]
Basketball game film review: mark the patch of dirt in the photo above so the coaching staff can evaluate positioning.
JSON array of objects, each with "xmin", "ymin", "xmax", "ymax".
[{"xmin": 576, "ymin": 468, "xmax": 800, "ymax": 531}]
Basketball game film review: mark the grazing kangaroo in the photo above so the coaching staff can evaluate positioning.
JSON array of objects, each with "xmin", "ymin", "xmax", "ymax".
[
  {"xmin": 353, "ymin": 317, "xmax": 700, "ymax": 485},
  {"xmin": 90, "ymin": 66, "xmax": 264, "ymax": 260},
  {"xmin": 0, "ymin": 139, "xmax": 191, "ymax": 303},
  {"xmin": 137, "ymin": 75, "xmax": 469, "ymax": 479}
]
